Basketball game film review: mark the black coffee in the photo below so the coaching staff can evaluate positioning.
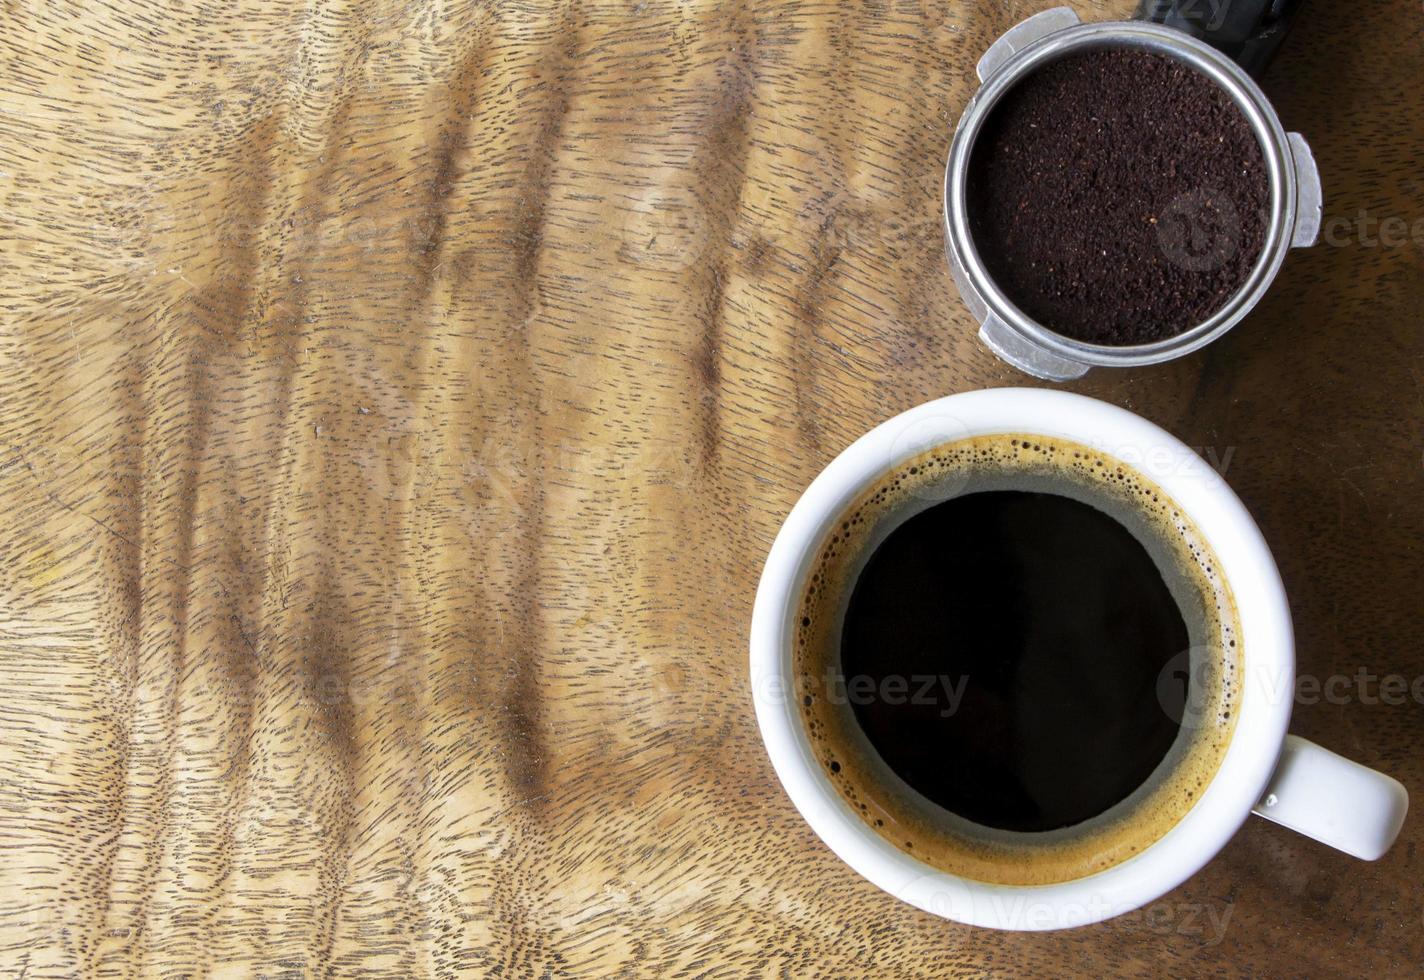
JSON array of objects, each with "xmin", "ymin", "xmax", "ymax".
[
  {"xmin": 841, "ymin": 490, "xmax": 1188, "ymax": 833},
  {"xmin": 796, "ymin": 435, "xmax": 1239, "ymax": 885}
]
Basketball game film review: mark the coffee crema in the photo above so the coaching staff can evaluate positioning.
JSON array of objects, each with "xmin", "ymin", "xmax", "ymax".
[{"xmin": 794, "ymin": 433, "xmax": 1242, "ymax": 886}]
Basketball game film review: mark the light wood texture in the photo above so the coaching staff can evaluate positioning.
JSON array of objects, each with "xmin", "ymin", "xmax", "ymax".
[{"xmin": 2, "ymin": 1, "xmax": 1422, "ymax": 975}]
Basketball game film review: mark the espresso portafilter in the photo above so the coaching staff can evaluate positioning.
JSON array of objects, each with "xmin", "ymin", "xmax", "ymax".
[{"xmin": 944, "ymin": 1, "xmax": 1320, "ymax": 380}]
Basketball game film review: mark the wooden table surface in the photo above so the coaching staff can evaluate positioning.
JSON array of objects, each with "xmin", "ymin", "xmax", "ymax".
[{"xmin": 3, "ymin": 0, "xmax": 1422, "ymax": 975}]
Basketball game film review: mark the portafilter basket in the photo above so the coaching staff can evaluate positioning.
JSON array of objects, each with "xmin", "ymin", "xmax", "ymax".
[{"xmin": 944, "ymin": 2, "xmax": 1321, "ymax": 380}]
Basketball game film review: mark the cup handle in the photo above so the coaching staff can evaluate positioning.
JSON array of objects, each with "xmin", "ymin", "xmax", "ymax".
[{"xmin": 1251, "ymin": 734, "xmax": 1408, "ymax": 860}]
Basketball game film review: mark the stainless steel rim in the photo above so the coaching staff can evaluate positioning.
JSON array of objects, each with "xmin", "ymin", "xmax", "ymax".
[{"xmin": 943, "ymin": 21, "xmax": 1297, "ymax": 368}]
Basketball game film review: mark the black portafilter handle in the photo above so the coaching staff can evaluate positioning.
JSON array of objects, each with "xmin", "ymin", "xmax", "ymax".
[{"xmin": 1136, "ymin": 0, "xmax": 1303, "ymax": 76}]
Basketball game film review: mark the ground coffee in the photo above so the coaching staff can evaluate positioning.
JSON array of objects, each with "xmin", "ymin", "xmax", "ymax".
[{"xmin": 966, "ymin": 47, "xmax": 1268, "ymax": 346}]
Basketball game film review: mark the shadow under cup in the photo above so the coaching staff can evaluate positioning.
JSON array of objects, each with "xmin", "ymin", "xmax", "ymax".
[{"xmin": 792, "ymin": 432, "xmax": 1243, "ymax": 887}]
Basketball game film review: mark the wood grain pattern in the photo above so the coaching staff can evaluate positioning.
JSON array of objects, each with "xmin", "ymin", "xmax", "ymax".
[{"xmin": 1, "ymin": 0, "xmax": 1422, "ymax": 975}]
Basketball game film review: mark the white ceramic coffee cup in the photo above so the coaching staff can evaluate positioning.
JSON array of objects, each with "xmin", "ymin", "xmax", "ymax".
[{"xmin": 750, "ymin": 388, "xmax": 1407, "ymax": 930}]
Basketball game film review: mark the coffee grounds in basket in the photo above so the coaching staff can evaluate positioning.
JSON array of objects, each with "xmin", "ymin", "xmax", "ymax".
[{"xmin": 966, "ymin": 47, "xmax": 1269, "ymax": 346}]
